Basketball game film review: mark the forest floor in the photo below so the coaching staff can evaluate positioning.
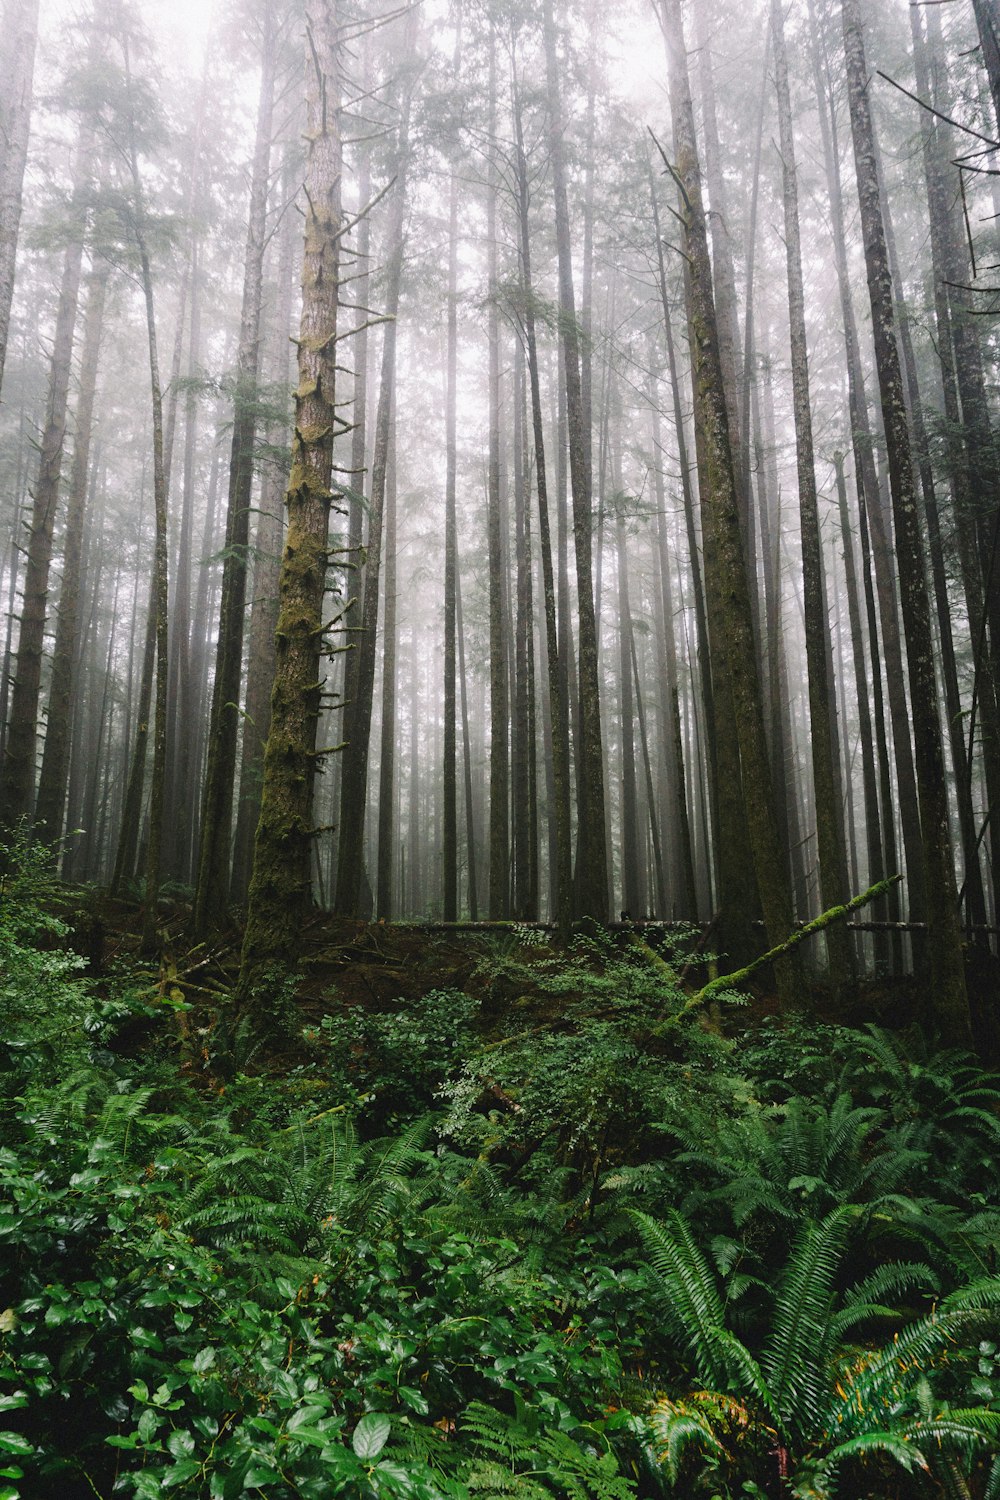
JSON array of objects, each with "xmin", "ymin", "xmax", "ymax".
[
  {"xmin": 61, "ymin": 889, "xmax": 951, "ymax": 1068},
  {"xmin": 5, "ymin": 870, "xmax": 1000, "ymax": 1499}
]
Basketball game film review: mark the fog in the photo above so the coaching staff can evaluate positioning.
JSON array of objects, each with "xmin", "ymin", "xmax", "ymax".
[{"xmin": 0, "ymin": 0, "xmax": 997, "ymax": 1013}]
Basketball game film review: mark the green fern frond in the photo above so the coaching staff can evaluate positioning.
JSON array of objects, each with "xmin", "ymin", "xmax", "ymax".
[
  {"xmin": 631, "ymin": 1209, "xmax": 730, "ymax": 1388},
  {"xmin": 812, "ymin": 1429, "xmax": 928, "ymax": 1481},
  {"xmin": 763, "ymin": 1208, "xmax": 854, "ymax": 1442}
]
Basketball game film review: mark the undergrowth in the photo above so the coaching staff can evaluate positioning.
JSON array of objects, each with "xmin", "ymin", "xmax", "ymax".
[{"xmin": 0, "ymin": 840, "xmax": 998, "ymax": 1498}]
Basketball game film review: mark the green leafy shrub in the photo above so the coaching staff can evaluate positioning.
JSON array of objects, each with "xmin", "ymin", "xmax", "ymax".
[{"xmin": 316, "ymin": 987, "xmax": 481, "ymax": 1121}]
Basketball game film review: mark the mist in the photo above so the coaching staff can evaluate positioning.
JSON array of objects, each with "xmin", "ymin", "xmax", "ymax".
[{"xmin": 1, "ymin": 0, "xmax": 998, "ymax": 1036}]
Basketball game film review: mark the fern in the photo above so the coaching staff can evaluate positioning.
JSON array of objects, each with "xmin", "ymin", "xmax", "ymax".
[{"xmin": 458, "ymin": 1403, "xmax": 634, "ymax": 1499}]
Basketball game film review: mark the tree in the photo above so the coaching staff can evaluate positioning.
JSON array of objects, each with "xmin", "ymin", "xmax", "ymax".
[
  {"xmin": 194, "ymin": 5, "xmax": 281, "ymax": 936},
  {"xmin": 841, "ymin": 0, "xmax": 970, "ymax": 1040},
  {"xmin": 238, "ymin": 0, "xmax": 344, "ymax": 986},
  {"xmin": 770, "ymin": 0, "xmax": 851, "ymax": 983},
  {"xmin": 334, "ymin": 34, "xmax": 415, "ymax": 918},
  {"xmin": 542, "ymin": 0, "xmax": 608, "ymax": 922},
  {"xmin": 656, "ymin": 0, "xmax": 798, "ymax": 1000},
  {"xmin": 0, "ymin": 0, "xmax": 39, "ymax": 398},
  {"xmin": 0, "ymin": 126, "xmax": 93, "ymax": 830}
]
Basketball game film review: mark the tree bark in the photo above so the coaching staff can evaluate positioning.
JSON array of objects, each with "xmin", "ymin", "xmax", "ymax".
[
  {"xmin": 657, "ymin": 0, "xmax": 798, "ymax": 1000},
  {"xmin": 194, "ymin": 23, "xmax": 277, "ymax": 935},
  {"xmin": 513, "ymin": 78, "xmax": 573, "ymax": 938},
  {"xmin": 34, "ymin": 263, "xmax": 109, "ymax": 844},
  {"xmin": 334, "ymin": 60, "xmax": 412, "ymax": 916},
  {"xmin": 238, "ymin": 0, "xmax": 343, "ymax": 986},
  {"xmin": 0, "ymin": 132, "xmax": 92, "ymax": 830},
  {"xmin": 842, "ymin": 0, "xmax": 970, "ymax": 1037},
  {"xmin": 771, "ymin": 0, "xmax": 851, "ymax": 982},
  {"xmin": 486, "ymin": 42, "xmax": 510, "ymax": 920},
  {"xmin": 542, "ymin": 0, "xmax": 607, "ymax": 921},
  {"xmin": 0, "ymin": 0, "xmax": 38, "ymax": 398}
]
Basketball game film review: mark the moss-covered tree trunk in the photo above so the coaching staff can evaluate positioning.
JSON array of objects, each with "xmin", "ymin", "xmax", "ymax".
[
  {"xmin": 659, "ymin": 0, "xmax": 798, "ymax": 1002},
  {"xmin": 231, "ymin": 151, "xmax": 298, "ymax": 903},
  {"xmin": 238, "ymin": 0, "xmax": 342, "ymax": 986},
  {"xmin": 842, "ymin": 0, "xmax": 970, "ymax": 1039}
]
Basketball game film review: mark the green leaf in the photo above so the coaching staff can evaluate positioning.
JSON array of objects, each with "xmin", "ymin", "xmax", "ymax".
[
  {"xmin": 162, "ymin": 1458, "xmax": 201, "ymax": 1488},
  {"xmin": 0, "ymin": 1438, "xmax": 30, "ymax": 1458},
  {"xmin": 167, "ymin": 1430, "xmax": 195, "ymax": 1459},
  {"xmin": 193, "ymin": 1347, "xmax": 217, "ymax": 1374},
  {"xmin": 353, "ymin": 1412, "xmax": 391, "ymax": 1461},
  {"xmin": 397, "ymin": 1386, "xmax": 430, "ymax": 1415}
]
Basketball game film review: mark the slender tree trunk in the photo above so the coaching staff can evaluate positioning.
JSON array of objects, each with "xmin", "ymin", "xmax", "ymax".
[
  {"xmin": 771, "ymin": 0, "xmax": 851, "ymax": 981},
  {"xmin": 334, "ymin": 66, "xmax": 411, "ymax": 916},
  {"xmin": 34, "ymin": 262, "xmax": 109, "ymax": 843},
  {"xmin": 834, "ymin": 451, "xmax": 887, "ymax": 960},
  {"xmin": 658, "ymin": 0, "xmax": 797, "ymax": 999},
  {"xmin": 376, "ymin": 417, "xmax": 397, "ymax": 917},
  {"xmin": 0, "ymin": 135, "xmax": 92, "ymax": 830},
  {"xmin": 455, "ymin": 548, "xmax": 478, "ymax": 919},
  {"xmin": 513, "ymin": 79, "xmax": 572, "ymax": 937},
  {"xmin": 194, "ymin": 28, "xmax": 276, "ymax": 935},
  {"xmin": 615, "ymin": 496, "xmax": 642, "ymax": 917},
  {"xmin": 809, "ymin": 0, "xmax": 910, "ymax": 944},
  {"xmin": 118, "ymin": 53, "xmax": 170, "ymax": 954},
  {"xmin": 542, "ymin": 0, "xmax": 607, "ymax": 920},
  {"xmin": 238, "ymin": 0, "xmax": 342, "ymax": 986},
  {"xmin": 0, "ymin": 0, "xmax": 38, "ymax": 399},
  {"xmin": 486, "ymin": 43, "xmax": 510, "ymax": 919},
  {"xmin": 232, "ymin": 160, "xmax": 297, "ymax": 901},
  {"xmin": 442, "ymin": 17, "xmax": 461, "ymax": 921},
  {"xmin": 649, "ymin": 385, "xmax": 697, "ymax": 920},
  {"xmin": 842, "ymin": 0, "xmax": 970, "ymax": 1037},
  {"xmin": 340, "ymin": 36, "xmax": 373, "ymax": 789}
]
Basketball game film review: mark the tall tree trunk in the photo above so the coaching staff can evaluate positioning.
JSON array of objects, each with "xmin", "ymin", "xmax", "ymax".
[
  {"xmin": 973, "ymin": 0, "xmax": 1000, "ymax": 130},
  {"xmin": 842, "ymin": 0, "xmax": 970, "ymax": 1037},
  {"xmin": 513, "ymin": 76, "xmax": 573, "ymax": 937},
  {"xmin": 34, "ymin": 263, "xmax": 109, "ymax": 843},
  {"xmin": 194, "ymin": 25, "xmax": 277, "ymax": 935},
  {"xmin": 0, "ymin": 133, "xmax": 92, "ymax": 829},
  {"xmin": 658, "ymin": 0, "xmax": 797, "ymax": 999},
  {"xmin": 512, "ymin": 337, "xmax": 536, "ymax": 919},
  {"xmin": 334, "ymin": 63, "xmax": 412, "ymax": 916},
  {"xmin": 486, "ymin": 42, "xmax": 510, "ymax": 919},
  {"xmin": 809, "ymin": 0, "xmax": 910, "ymax": 944},
  {"xmin": 238, "ymin": 0, "xmax": 342, "ymax": 986},
  {"xmin": 834, "ymin": 451, "xmax": 887, "ymax": 961},
  {"xmin": 119, "ymin": 45, "xmax": 170, "ymax": 955},
  {"xmin": 231, "ymin": 157, "xmax": 298, "ymax": 901},
  {"xmin": 542, "ymin": 0, "xmax": 607, "ymax": 920},
  {"xmin": 442, "ymin": 16, "xmax": 461, "ymax": 921},
  {"xmin": 340, "ymin": 36, "xmax": 373, "ymax": 792},
  {"xmin": 615, "ymin": 495, "xmax": 642, "ymax": 917},
  {"xmin": 456, "ymin": 545, "xmax": 478, "ymax": 920},
  {"xmin": 771, "ymin": 0, "xmax": 851, "ymax": 981},
  {"xmin": 0, "ymin": 0, "xmax": 38, "ymax": 398},
  {"xmin": 376, "ymin": 417, "xmax": 397, "ymax": 917}
]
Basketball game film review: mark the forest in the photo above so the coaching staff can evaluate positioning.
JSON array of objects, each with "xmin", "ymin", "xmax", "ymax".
[{"xmin": 2, "ymin": 0, "xmax": 1000, "ymax": 1495}]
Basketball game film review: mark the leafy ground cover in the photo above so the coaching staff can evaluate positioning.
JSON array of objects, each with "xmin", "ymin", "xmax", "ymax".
[{"xmin": 2, "ymin": 849, "xmax": 999, "ymax": 1498}]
